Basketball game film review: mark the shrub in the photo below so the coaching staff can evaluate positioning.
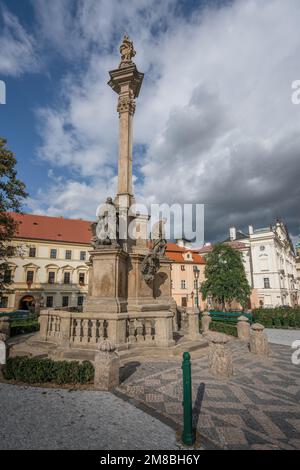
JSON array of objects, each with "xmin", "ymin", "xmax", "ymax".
[
  {"xmin": 3, "ymin": 356, "xmax": 94, "ymax": 385},
  {"xmin": 252, "ymin": 307, "xmax": 300, "ymax": 329},
  {"xmin": 209, "ymin": 320, "xmax": 238, "ymax": 337},
  {"xmin": 10, "ymin": 319, "xmax": 40, "ymax": 337}
]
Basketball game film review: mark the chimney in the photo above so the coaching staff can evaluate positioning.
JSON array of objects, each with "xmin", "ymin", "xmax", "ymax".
[
  {"xmin": 229, "ymin": 226, "xmax": 236, "ymax": 241},
  {"xmin": 249, "ymin": 224, "xmax": 254, "ymax": 235}
]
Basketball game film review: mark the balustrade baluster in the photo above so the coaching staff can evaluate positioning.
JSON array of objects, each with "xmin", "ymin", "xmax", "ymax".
[
  {"xmin": 98, "ymin": 320, "xmax": 104, "ymax": 341},
  {"xmin": 74, "ymin": 318, "xmax": 82, "ymax": 343},
  {"xmin": 145, "ymin": 319, "xmax": 153, "ymax": 342},
  {"xmin": 136, "ymin": 319, "xmax": 144, "ymax": 343},
  {"xmin": 128, "ymin": 319, "xmax": 136, "ymax": 343},
  {"xmin": 82, "ymin": 318, "xmax": 89, "ymax": 344},
  {"xmin": 90, "ymin": 319, "xmax": 98, "ymax": 344}
]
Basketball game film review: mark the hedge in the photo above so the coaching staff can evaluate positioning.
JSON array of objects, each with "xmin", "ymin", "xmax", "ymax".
[
  {"xmin": 10, "ymin": 319, "xmax": 40, "ymax": 337},
  {"xmin": 3, "ymin": 356, "xmax": 94, "ymax": 385},
  {"xmin": 209, "ymin": 320, "xmax": 238, "ymax": 337},
  {"xmin": 252, "ymin": 307, "xmax": 300, "ymax": 329}
]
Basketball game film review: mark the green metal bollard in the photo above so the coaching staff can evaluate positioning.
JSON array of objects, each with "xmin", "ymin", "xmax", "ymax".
[{"xmin": 181, "ymin": 351, "xmax": 195, "ymax": 446}]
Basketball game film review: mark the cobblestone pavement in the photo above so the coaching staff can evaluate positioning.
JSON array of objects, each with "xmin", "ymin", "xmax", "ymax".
[
  {"xmin": 265, "ymin": 329, "xmax": 300, "ymax": 347},
  {"xmin": 0, "ymin": 383, "xmax": 179, "ymax": 450},
  {"xmin": 119, "ymin": 341, "xmax": 300, "ymax": 450}
]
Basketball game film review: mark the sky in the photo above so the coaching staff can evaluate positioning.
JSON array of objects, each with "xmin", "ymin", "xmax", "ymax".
[{"xmin": 0, "ymin": 0, "xmax": 300, "ymax": 244}]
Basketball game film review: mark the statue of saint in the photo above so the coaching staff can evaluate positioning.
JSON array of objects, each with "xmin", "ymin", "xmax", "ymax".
[
  {"xmin": 141, "ymin": 218, "xmax": 168, "ymax": 284},
  {"xmin": 92, "ymin": 197, "xmax": 118, "ymax": 247},
  {"xmin": 119, "ymin": 34, "xmax": 136, "ymax": 68},
  {"xmin": 151, "ymin": 218, "xmax": 167, "ymax": 257}
]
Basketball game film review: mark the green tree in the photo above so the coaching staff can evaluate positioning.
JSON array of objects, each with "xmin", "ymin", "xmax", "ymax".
[
  {"xmin": 0, "ymin": 138, "xmax": 27, "ymax": 297},
  {"xmin": 200, "ymin": 243, "xmax": 251, "ymax": 311}
]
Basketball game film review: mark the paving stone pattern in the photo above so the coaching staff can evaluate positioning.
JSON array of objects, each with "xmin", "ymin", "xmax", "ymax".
[{"xmin": 119, "ymin": 341, "xmax": 300, "ymax": 450}]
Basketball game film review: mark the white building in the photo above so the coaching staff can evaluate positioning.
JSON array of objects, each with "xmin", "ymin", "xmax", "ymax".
[{"xmin": 199, "ymin": 219, "xmax": 299, "ymax": 309}]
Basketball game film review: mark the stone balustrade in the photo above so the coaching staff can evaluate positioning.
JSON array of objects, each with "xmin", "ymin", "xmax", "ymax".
[{"xmin": 39, "ymin": 309, "xmax": 174, "ymax": 350}]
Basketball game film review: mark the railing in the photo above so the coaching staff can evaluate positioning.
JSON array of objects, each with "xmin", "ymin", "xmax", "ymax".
[
  {"xmin": 46, "ymin": 314, "xmax": 61, "ymax": 339},
  {"xmin": 40, "ymin": 309, "xmax": 174, "ymax": 349},
  {"xmin": 71, "ymin": 318, "xmax": 108, "ymax": 345},
  {"xmin": 126, "ymin": 318, "xmax": 156, "ymax": 344}
]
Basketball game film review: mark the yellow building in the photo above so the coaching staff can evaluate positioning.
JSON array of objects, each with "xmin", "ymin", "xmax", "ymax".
[
  {"xmin": 0, "ymin": 213, "xmax": 91, "ymax": 312},
  {"xmin": 165, "ymin": 242, "xmax": 206, "ymax": 310}
]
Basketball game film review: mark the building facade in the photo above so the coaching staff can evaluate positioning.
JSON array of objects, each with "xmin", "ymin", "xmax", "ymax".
[
  {"xmin": 165, "ymin": 242, "xmax": 206, "ymax": 310},
  {"xmin": 0, "ymin": 213, "xmax": 92, "ymax": 312},
  {"xmin": 1, "ymin": 214, "xmax": 208, "ymax": 313},
  {"xmin": 199, "ymin": 220, "xmax": 299, "ymax": 309}
]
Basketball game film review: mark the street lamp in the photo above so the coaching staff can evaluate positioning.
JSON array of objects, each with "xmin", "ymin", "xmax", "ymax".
[{"xmin": 193, "ymin": 267, "xmax": 200, "ymax": 308}]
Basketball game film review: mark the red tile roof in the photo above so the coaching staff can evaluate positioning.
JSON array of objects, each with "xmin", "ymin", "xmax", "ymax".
[
  {"xmin": 165, "ymin": 243, "xmax": 205, "ymax": 264},
  {"xmin": 9, "ymin": 213, "xmax": 207, "ymax": 261},
  {"xmin": 10, "ymin": 212, "xmax": 92, "ymax": 244}
]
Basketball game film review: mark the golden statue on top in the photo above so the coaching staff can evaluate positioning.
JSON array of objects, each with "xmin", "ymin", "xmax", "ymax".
[{"xmin": 119, "ymin": 34, "xmax": 136, "ymax": 68}]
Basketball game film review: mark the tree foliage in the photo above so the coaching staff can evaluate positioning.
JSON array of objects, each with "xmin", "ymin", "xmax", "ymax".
[
  {"xmin": 0, "ymin": 137, "xmax": 27, "ymax": 293},
  {"xmin": 200, "ymin": 243, "xmax": 251, "ymax": 310}
]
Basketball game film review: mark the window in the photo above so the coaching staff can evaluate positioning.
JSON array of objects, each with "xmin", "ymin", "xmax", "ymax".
[
  {"xmin": 50, "ymin": 249, "xmax": 57, "ymax": 259},
  {"xmin": 80, "ymin": 251, "xmax": 86, "ymax": 261},
  {"xmin": 7, "ymin": 246, "xmax": 15, "ymax": 256},
  {"xmin": 181, "ymin": 297, "xmax": 187, "ymax": 307},
  {"xmin": 62, "ymin": 296, "xmax": 69, "ymax": 307},
  {"xmin": 48, "ymin": 272, "xmax": 55, "ymax": 284},
  {"xmin": 77, "ymin": 296, "xmax": 84, "ymax": 307},
  {"xmin": 64, "ymin": 272, "xmax": 71, "ymax": 284},
  {"xmin": 4, "ymin": 270, "xmax": 12, "ymax": 283},
  {"xmin": 264, "ymin": 278, "xmax": 270, "ymax": 289},
  {"xmin": 46, "ymin": 296, "xmax": 53, "ymax": 308},
  {"xmin": 0, "ymin": 297, "xmax": 8, "ymax": 308},
  {"xmin": 79, "ymin": 273, "xmax": 85, "ymax": 285},
  {"xmin": 181, "ymin": 265, "xmax": 185, "ymax": 271},
  {"xmin": 26, "ymin": 270, "xmax": 34, "ymax": 283},
  {"xmin": 29, "ymin": 247, "xmax": 36, "ymax": 258},
  {"xmin": 181, "ymin": 280, "xmax": 186, "ymax": 289},
  {"xmin": 65, "ymin": 250, "xmax": 72, "ymax": 260}
]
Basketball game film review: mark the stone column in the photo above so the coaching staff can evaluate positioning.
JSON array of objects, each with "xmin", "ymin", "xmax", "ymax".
[
  {"xmin": 186, "ymin": 307, "xmax": 201, "ymax": 340},
  {"xmin": 0, "ymin": 316, "xmax": 10, "ymax": 337},
  {"xmin": 108, "ymin": 35, "xmax": 144, "ymax": 212},
  {"xmin": 60, "ymin": 311, "xmax": 71, "ymax": 347},
  {"xmin": 208, "ymin": 333, "xmax": 233, "ymax": 379},
  {"xmin": 249, "ymin": 323, "xmax": 269, "ymax": 356},
  {"xmin": 155, "ymin": 315, "xmax": 175, "ymax": 347},
  {"xmin": 237, "ymin": 315, "xmax": 250, "ymax": 342},
  {"xmin": 201, "ymin": 311, "xmax": 211, "ymax": 334},
  {"xmin": 39, "ymin": 310, "xmax": 49, "ymax": 340},
  {"xmin": 94, "ymin": 339, "xmax": 120, "ymax": 391}
]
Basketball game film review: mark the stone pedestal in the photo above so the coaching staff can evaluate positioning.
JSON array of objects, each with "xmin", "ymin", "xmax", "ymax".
[
  {"xmin": 85, "ymin": 248, "xmax": 128, "ymax": 314},
  {"xmin": 186, "ymin": 307, "xmax": 201, "ymax": 340},
  {"xmin": 237, "ymin": 316, "xmax": 250, "ymax": 342},
  {"xmin": 249, "ymin": 323, "xmax": 269, "ymax": 356},
  {"xmin": 201, "ymin": 311, "xmax": 211, "ymax": 334},
  {"xmin": 208, "ymin": 333, "xmax": 233, "ymax": 379},
  {"xmin": 0, "ymin": 316, "xmax": 10, "ymax": 337},
  {"xmin": 94, "ymin": 340, "xmax": 120, "ymax": 391}
]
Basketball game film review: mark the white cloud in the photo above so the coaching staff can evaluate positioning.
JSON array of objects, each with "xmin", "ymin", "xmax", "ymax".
[
  {"xmin": 29, "ymin": 0, "xmax": 300, "ymax": 240},
  {"xmin": 0, "ymin": 4, "xmax": 39, "ymax": 76}
]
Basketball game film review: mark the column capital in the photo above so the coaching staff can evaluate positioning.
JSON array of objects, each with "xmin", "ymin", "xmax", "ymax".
[{"xmin": 117, "ymin": 93, "xmax": 136, "ymax": 116}]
